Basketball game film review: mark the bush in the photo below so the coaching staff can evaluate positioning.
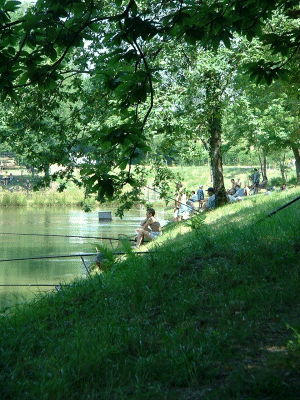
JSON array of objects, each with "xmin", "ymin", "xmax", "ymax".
[
  {"xmin": 0, "ymin": 192, "xmax": 11, "ymax": 206},
  {"xmin": 269, "ymin": 176, "xmax": 285, "ymax": 186},
  {"xmin": 10, "ymin": 192, "xmax": 27, "ymax": 206}
]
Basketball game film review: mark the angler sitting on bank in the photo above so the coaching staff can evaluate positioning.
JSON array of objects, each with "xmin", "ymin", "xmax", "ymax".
[{"xmin": 134, "ymin": 208, "xmax": 162, "ymax": 248}]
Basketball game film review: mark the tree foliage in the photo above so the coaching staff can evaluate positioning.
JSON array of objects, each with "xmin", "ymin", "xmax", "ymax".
[{"xmin": 0, "ymin": 0, "xmax": 299, "ymax": 203}]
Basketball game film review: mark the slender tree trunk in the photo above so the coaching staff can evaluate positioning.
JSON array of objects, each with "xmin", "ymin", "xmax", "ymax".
[
  {"xmin": 280, "ymin": 153, "xmax": 286, "ymax": 182},
  {"xmin": 44, "ymin": 163, "xmax": 50, "ymax": 179},
  {"xmin": 201, "ymin": 138, "xmax": 213, "ymax": 183},
  {"xmin": 291, "ymin": 145, "xmax": 300, "ymax": 182},
  {"xmin": 257, "ymin": 149, "xmax": 263, "ymax": 178},
  {"xmin": 262, "ymin": 151, "xmax": 268, "ymax": 180}
]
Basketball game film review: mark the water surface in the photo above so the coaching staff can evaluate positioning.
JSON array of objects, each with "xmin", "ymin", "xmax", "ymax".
[{"xmin": 0, "ymin": 207, "xmax": 166, "ymax": 309}]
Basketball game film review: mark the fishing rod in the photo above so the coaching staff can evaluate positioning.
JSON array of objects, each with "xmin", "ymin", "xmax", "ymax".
[
  {"xmin": 0, "ymin": 250, "xmax": 147, "ymax": 263},
  {"xmin": 0, "ymin": 232, "xmax": 135, "ymax": 241},
  {"xmin": 0, "ymin": 252, "xmax": 97, "ymax": 263},
  {"xmin": 256, "ymin": 194, "xmax": 300, "ymax": 224},
  {"xmin": 0, "ymin": 284, "xmax": 69, "ymax": 293},
  {"xmin": 0, "ymin": 284, "xmax": 69, "ymax": 287},
  {"xmin": 146, "ymin": 186, "xmax": 202, "ymax": 214}
]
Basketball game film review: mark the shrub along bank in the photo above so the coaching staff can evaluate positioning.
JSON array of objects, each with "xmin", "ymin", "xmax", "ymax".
[
  {"xmin": 0, "ymin": 187, "xmax": 87, "ymax": 207},
  {"xmin": 0, "ymin": 189, "xmax": 300, "ymax": 399}
]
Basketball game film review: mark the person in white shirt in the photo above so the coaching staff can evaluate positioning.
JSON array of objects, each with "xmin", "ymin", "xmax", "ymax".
[{"xmin": 191, "ymin": 191, "xmax": 198, "ymax": 202}]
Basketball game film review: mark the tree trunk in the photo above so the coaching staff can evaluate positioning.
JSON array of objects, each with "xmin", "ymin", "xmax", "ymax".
[
  {"xmin": 262, "ymin": 151, "xmax": 268, "ymax": 180},
  {"xmin": 208, "ymin": 110, "xmax": 228, "ymax": 206},
  {"xmin": 257, "ymin": 149, "xmax": 263, "ymax": 178},
  {"xmin": 280, "ymin": 153, "xmax": 286, "ymax": 182},
  {"xmin": 44, "ymin": 164, "xmax": 50, "ymax": 179},
  {"xmin": 291, "ymin": 145, "xmax": 300, "ymax": 182},
  {"xmin": 205, "ymin": 71, "xmax": 228, "ymax": 207},
  {"xmin": 201, "ymin": 138, "xmax": 213, "ymax": 183}
]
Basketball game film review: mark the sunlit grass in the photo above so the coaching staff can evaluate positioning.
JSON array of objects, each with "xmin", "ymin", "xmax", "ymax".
[{"xmin": 159, "ymin": 165, "xmax": 292, "ymax": 192}]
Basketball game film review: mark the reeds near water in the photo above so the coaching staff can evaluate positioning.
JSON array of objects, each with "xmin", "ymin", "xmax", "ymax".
[{"xmin": 0, "ymin": 187, "xmax": 86, "ymax": 207}]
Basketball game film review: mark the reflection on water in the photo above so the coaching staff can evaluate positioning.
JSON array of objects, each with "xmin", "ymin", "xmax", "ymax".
[{"xmin": 0, "ymin": 207, "xmax": 166, "ymax": 309}]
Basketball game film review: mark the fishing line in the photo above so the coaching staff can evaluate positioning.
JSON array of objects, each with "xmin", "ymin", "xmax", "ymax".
[
  {"xmin": 0, "ymin": 232, "xmax": 135, "ymax": 241},
  {"xmin": 0, "ymin": 252, "xmax": 98, "ymax": 262},
  {"xmin": 0, "ymin": 251, "xmax": 147, "ymax": 263},
  {"xmin": 0, "ymin": 250, "xmax": 148, "ymax": 290},
  {"xmin": 0, "ymin": 284, "xmax": 69, "ymax": 287}
]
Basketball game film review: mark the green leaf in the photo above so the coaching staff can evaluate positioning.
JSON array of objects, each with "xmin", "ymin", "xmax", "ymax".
[
  {"xmin": 0, "ymin": 90, "xmax": 8, "ymax": 102},
  {"xmin": 47, "ymin": 76, "xmax": 57, "ymax": 90},
  {"xmin": 222, "ymin": 32, "xmax": 231, "ymax": 49},
  {"xmin": 105, "ymin": 180, "xmax": 114, "ymax": 200},
  {"xmin": 86, "ymin": 175, "xmax": 98, "ymax": 185},
  {"xmin": 72, "ymin": 2, "xmax": 87, "ymax": 15},
  {"xmin": 119, "ymin": 160, "xmax": 128, "ymax": 170},
  {"xmin": 3, "ymin": 0, "xmax": 21, "ymax": 12},
  {"xmin": 126, "ymin": 177, "xmax": 136, "ymax": 186},
  {"xmin": 265, "ymin": 72, "xmax": 273, "ymax": 85},
  {"xmin": 131, "ymin": 0, "xmax": 138, "ymax": 16}
]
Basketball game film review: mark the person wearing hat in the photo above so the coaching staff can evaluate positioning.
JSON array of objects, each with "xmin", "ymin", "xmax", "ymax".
[
  {"xmin": 203, "ymin": 187, "xmax": 215, "ymax": 211},
  {"xmin": 197, "ymin": 185, "xmax": 204, "ymax": 210}
]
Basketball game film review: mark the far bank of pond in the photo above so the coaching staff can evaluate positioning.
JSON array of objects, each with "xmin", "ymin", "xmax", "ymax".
[
  {"xmin": 0, "ymin": 206, "xmax": 167, "ymax": 309},
  {"xmin": 0, "ymin": 184, "xmax": 166, "ymax": 209},
  {"xmin": 0, "ymin": 186, "xmax": 87, "ymax": 207}
]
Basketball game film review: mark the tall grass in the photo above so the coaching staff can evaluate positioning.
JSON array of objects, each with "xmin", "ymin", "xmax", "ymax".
[
  {"xmin": 0, "ymin": 187, "xmax": 86, "ymax": 207},
  {"xmin": 0, "ymin": 187, "xmax": 299, "ymax": 399},
  {"xmin": 0, "ymin": 191, "xmax": 27, "ymax": 206}
]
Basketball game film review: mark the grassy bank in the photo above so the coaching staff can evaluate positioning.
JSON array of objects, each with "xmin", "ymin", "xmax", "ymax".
[
  {"xmin": 0, "ymin": 187, "xmax": 300, "ymax": 399},
  {"xmin": 160, "ymin": 164, "xmax": 298, "ymax": 191}
]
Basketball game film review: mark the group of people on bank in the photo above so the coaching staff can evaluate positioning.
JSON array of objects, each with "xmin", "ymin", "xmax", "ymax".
[
  {"xmin": 132, "ymin": 185, "xmax": 214, "ymax": 248},
  {"xmin": 0, "ymin": 172, "xmax": 13, "ymax": 186},
  {"xmin": 173, "ymin": 182, "xmax": 216, "ymax": 221},
  {"xmin": 133, "ymin": 184, "xmax": 213, "ymax": 248},
  {"xmin": 172, "ymin": 167, "xmax": 276, "ymax": 218},
  {"xmin": 133, "ymin": 167, "xmax": 288, "ymax": 248}
]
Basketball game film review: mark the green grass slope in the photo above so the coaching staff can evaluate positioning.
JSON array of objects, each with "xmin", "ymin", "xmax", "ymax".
[{"xmin": 0, "ymin": 189, "xmax": 300, "ymax": 399}]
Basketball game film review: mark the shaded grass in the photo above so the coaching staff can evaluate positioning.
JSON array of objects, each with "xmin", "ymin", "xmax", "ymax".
[{"xmin": 0, "ymin": 188, "xmax": 300, "ymax": 399}]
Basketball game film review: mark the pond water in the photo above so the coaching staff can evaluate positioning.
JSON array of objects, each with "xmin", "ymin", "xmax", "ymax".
[{"xmin": 0, "ymin": 207, "xmax": 167, "ymax": 309}]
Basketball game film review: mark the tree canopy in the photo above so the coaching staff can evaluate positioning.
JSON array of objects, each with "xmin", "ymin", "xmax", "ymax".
[{"xmin": 0, "ymin": 0, "xmax": 299, "ymax": 205}]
